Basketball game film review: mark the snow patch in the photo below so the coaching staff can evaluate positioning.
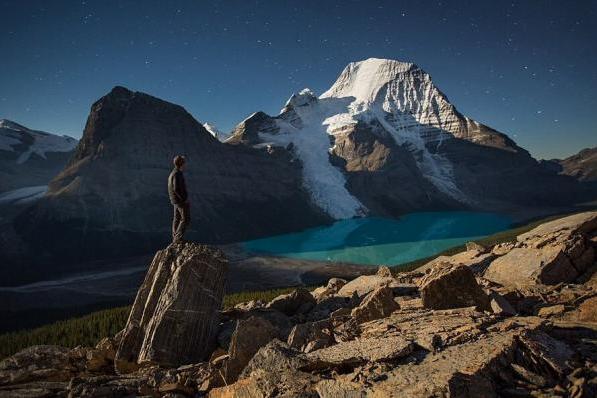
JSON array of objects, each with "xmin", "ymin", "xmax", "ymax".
[
  {"xmin": 0, "ymin": 185, "xmax": 48, "ymax": 205},
  {"xmin": 0, "ymin": 119, "xmax": 77, "ymax": 163},
  {"xmin": 202, "ymin": 122, "xmax": 230, "ymax": 142}
]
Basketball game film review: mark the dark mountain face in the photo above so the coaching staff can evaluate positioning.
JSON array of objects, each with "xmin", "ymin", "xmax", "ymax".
[
  {"xmin": 555, "ymin": 147, "xmax": 597, "ymax": 182},
  {"xmin": 3, "ymin": 87, "xmax": 328, "ymax": 283},
  {"xmin": 0, "ymin": 120, "xmax": 77, "ymax": 192}
]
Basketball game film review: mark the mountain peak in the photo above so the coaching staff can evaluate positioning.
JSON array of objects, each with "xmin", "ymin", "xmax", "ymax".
[
  {"xmin": 0, "ymin": 119, "xmax": 28, "ymax": 131},
  {"xmin": 320, "ymin": 58, "xmax": 420, "ymax": 102}
]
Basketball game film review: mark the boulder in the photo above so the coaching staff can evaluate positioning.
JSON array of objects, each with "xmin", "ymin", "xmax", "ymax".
[
  {"xmin": 222, "ymin": 316, "xmax": 279, "ymax": 383},
  {"xmin": 336, "ymin": 275, "xmax": 397, "ymax": 298},
  {"xmin": 239, "ymin": 340, "xmax": 311, "ymax": 379},
  {"xmin": 484, "ymin": 245, "xmax": 578, "ymax": 287},
  {"xmin": 466, "ymin": 241, "xmax": 487, "ymax": 253},
  {"xmin": 85, "ymin": 337, "xmax": 118, "ymax": 373},
  {"xmin": 492, "ymin": 241, "xmax": 516, "ymax": 256},
  {"xmin": 419, "ymin": 263, "xmax": 491, "ymax": 311},
  {"xmin": 210, "ymin": 340, "xmax": 316, "ymax": 398},
  {"xmin": 350, "ymin": 286, "xmax": 399, "ymax": 324},
  {"xmin": 537, "ymin": 304, "xmax": 566, "ymax": 318},
  {"xmin": 517, "ymin": 330, "xmax": 574, "ymax": 376},
  {"xmin": 115, "ymin": 243, "xmax": 227, "ymax": 372},
  {"xmin": 311, "ymin": 278, "xmax": 347, "ymax": 301},
  {"xmin": 287, "ymin": 319, "xmax": 334, "ymax": 353},
  {"xmin": 266, "ymin": 288, "xmax": 316, "ymax": 316},
  {"xmin": 376, "ymin": 266, "xmax": 393, "ymax": 278},
  {"xmin": 575, "ymin": 296, "xmax": 597, "ymax": 322},
  {"xmin": 419, "ymin": 250, "xmax": 496, "ymax": 274},
  {"xmin": 305, "ymin": 295, "xmax": 354, "ymax": 322},
  {"xmin": 488, "ymin": 291, "xmax": 516, "ymax": 316}
]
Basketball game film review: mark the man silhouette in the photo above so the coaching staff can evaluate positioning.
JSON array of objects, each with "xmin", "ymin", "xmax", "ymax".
[{"xmin": 168, "ymin": 155, "xmax": 190, "ymax": 243}]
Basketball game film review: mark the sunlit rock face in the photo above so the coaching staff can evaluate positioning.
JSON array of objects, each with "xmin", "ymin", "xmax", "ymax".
[{"xmin": 230, "ymin": 58, "xmax": 581, "ymax": 219}]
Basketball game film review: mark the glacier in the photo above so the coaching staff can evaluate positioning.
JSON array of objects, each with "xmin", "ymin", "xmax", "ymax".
[{"xmin": 240, "ymin": 58, "xmax": 511, "ymax": 219}]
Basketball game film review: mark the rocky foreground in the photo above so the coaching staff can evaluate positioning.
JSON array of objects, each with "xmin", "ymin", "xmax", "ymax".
[{"xmin": 1, "ymin": 212, "xmax": 597, "ymax": 397}]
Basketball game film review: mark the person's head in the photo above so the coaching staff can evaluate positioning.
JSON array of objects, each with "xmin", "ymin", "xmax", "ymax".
[{"xmin": 173, "ymin": 155, "xmax": 186, "ymax": 170}]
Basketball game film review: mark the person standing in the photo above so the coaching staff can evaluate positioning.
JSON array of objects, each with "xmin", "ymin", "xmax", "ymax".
[{"xmin": 168, "ymin": 155, "xmax": 190, "ymax": 243}]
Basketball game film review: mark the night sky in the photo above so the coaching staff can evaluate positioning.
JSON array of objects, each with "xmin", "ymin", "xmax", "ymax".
[{"xmin": 1, "ymin": 0, "xmax": 595, "ymax": 159}]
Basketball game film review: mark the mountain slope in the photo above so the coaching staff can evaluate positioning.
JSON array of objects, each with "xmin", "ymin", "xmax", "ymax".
[
  {"xmin": 0, "ymin": 119, "xmax": 77, "ymax": 192},
  {"xmin": 556, "ymin": 147, "xmax": 597, "ymax": 182},
  {"xmin": 4, "ymin": 87, "xmax": 327, "ymax": 283},
  {"xmin": 229, "ymin": 58, "xmax": 580, "ymax": 218}
]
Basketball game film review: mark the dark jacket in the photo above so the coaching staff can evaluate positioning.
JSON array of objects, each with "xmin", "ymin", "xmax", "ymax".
[{"xmin": 168, "ymin": 168, "xmax": 188, "ymax": 205}]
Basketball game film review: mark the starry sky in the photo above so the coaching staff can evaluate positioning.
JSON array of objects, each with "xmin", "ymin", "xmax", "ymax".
[{"xmin": 1, "ymin": 0, "xmax": 595, "ymax": 159}]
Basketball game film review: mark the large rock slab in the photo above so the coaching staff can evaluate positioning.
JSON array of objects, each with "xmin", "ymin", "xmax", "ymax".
[
  {"xmin": 222, "ymin": 316, "xmax": 280, "ymax": 383},
  {"xmin": 484, "ymin": 245, "xmax": 578, "ymax": 287},
  {"xmin": 484, "ymin": 212, "xmax": 597, "ymax": 287},
  {"xmin": 364, "ymin": 329, "xmax": 521, "ymax": 397},
  {"xmin": 419, "ymin": 263, "xmax": 491, "ymax": 311},
  {"xmin": 517, "ymin": 211, "xmax": 597, "ymax": 242},
  {"xmin": 115, "ymin": 243, "xmax": 227, "ymax": 372},
  {"xmin": 306, "ymin": 336, "xmax": 414, "ymax": 366}
]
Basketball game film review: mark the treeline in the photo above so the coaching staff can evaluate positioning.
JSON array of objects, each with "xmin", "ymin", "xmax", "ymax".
[{"xmin": 0, "ymin": 286, "xmax": 301, "ymax": 359}]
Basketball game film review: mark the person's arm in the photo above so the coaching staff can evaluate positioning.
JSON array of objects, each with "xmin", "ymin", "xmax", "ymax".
[{"xmin": 177, "ymin": 172, "xmax": 188, "ymax": 203}]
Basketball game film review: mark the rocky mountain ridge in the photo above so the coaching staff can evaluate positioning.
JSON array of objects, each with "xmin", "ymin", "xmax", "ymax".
[
  {"xmin": 1, "ymin": 211, "xmax": 595, "ymax": 397},
  {"xmin": 553, "ymin": 147, "xmax": 597, "ymax": 182},
  {"xmin": 0, "ymin": 119, "xmax": 77, "ymax": 192}
]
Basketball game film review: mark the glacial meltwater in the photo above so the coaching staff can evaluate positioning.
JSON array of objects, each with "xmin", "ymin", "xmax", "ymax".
[{"xmin": 243, "ymin": 211, "xmax": 512, "ymax": 266}]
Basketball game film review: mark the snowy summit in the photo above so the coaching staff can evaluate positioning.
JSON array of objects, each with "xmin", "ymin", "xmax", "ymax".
[
  {"xmin": 0, "ymin": 119, "xmax": 78, "ymax": 163},
  {"xmin": 229, "ymin": 58, "xmax": 523, "ymax": 220}
]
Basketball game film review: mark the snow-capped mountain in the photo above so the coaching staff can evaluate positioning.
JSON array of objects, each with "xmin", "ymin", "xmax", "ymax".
[
  {"xmin": 229, "ymin": 58, "xmax": 578, "ymax": 218},
  {"xmin": 0, "ymin": 119, "xmax": 78, "ymax": 192},
  {"xmin": 202, "ymin": 122, "xmax": 231, "ymax": 142}
]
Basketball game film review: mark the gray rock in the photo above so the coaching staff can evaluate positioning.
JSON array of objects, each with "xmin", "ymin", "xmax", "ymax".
[{"xmin": 115, "ymin": 243, "xmax": 227, "ymax": 372}]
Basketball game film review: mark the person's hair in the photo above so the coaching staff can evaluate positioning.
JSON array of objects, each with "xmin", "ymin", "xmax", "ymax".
[{"xmin": 173, "ymin": 155, "xmax": 186, "ymax": 168}]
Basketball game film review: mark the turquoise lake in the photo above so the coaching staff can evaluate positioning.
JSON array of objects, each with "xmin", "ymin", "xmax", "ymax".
[{"xmin": 243, "ymin": 211, "xmax": 512, "ymax": 266}]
